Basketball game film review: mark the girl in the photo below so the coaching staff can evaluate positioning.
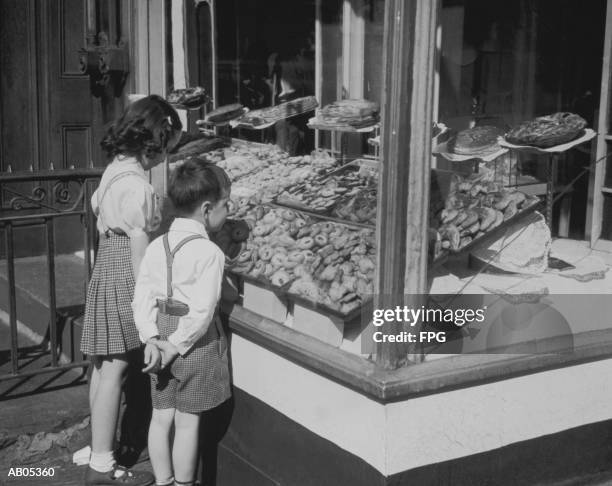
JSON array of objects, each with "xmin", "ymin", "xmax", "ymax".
[{"xmin": 81, "ymin": 95, "xmax": 182, "ymax": 486}]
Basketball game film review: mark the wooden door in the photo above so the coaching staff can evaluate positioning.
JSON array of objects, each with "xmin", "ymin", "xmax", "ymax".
[{"xmin": 0, "ymin": 0, "xmax": 122, "ymax": 256}]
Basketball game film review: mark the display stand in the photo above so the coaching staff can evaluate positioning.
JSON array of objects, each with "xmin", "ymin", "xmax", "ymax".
[
  {"xmin": 307, "ymin": 120, "xmax": 379, "ymax": 164},
  {"xmin": 498, "ymin": 129, "xmax": 597, "ymax": 227}
]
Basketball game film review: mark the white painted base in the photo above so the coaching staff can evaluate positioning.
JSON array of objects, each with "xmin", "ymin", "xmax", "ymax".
[
  {"xmin": 340, "ymin": 319, "xmax": 372, "ymax": 356},
  {"xmin": 242, "ymin": 283, "xmax": 288, "ymax": 323},
  {"xmin": 291, "ymin": 304, "xmax": 344, "ymax": 347},
  {"xmin": 231, "ymin": 334, "xmax": 612, "ymax": 476}
]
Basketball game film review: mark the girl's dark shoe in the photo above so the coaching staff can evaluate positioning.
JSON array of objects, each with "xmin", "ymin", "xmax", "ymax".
[{"xmin": 85, "ymin": 465, "xmax": 155, "ymax": 485}]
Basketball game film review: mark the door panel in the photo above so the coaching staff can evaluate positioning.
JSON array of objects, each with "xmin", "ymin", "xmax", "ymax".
[
  {"xmin": 47, "ymin": 0, "xmax": 104, "ymax": 170},
  {"xmin": 0, "ymin": 0, "xmax": 40, "ymax": 171}
]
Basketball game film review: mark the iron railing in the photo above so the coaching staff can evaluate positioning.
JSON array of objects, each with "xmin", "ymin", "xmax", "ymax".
[{"xmin": 0, "ymin": 167, "xmax": 103, "ymax": 380}]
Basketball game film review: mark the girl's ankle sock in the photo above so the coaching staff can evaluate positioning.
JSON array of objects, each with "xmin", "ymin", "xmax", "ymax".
[
  {"xmin": 89, "ymin": 450, "xmax": 115, "ymax": 473},
  {"xmin": 155, "ymin": 477, "xmax": 174, "ymax": 486}
]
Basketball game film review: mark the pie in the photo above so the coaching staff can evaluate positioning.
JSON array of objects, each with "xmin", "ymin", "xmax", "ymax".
[
  {"xmin": 505, "ymin": 112, "xmax": 587, "ymax": 148},
  {"xmin": 447, "ymin": 126, "xmax": 503, "ymax": 156}
]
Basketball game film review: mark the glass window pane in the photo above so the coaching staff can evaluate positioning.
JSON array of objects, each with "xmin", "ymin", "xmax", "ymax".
[{"xmin": 439, "ymin": 0, "xmax": 605, "ymax": 133}]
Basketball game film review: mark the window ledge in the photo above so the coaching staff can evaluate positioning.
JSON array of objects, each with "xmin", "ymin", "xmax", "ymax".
[{"xmin": 228, "ymin": 305, "xmax": 612, "ymax": 403}]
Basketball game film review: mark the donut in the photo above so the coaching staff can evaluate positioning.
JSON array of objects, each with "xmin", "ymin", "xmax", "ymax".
[
  {"xmin": 309, "ymin": 225, "xmax": 322, "ymax": 237},
  {"xmin": 263, "ymin": 211, "xmax": 281, "ymax": 224},
  {"xmin": 270, "ymin": 243, "xmax": 288, "ymax": 254},
  {"xmin": 271, "ymin": 253, "xmax": 288, "ymax": 268},
  {"xmin": 321, "ymin": 222, "xmax": 336, "ymax": 234},
  {"xmin": 288, "ymin": 251, "xmax": 305, "ymax": 263},
  {"xmin": 297, "ymin": 237, "xmax": 314, "ymax": 250},
  {"xmin": 237, "ymin": 249, "xmax": 253, "ymax": 263},
  {"xmin": 296, "ymin": 227, "xmax": 311, "ymax": 238},
  {"xmin": 250, "ymin": 261, "xmax": 265, "ymax": 278},
  {"xmin": 283, "ymin": 260, "xmax": 298, "ymax": 270},
  {"xmin": 252, "ymin": 225, "xmax": 268, "ymax": 237},
  {"xmin": 293, "ymin": 265, "xmax": 308, "ymax": 277},
  {"xmin": 281, "ymin": 209, "xmax": 297, "ymax": 221},
  {"xmin": 264, "ymin": 263, "xmax": 276, "ymax": 278},
  {"xmin": 314, "ymin": 233, "xmax": 328, "ymax": 247},
  {"xmin": 230, "ymin": 220, "xmax": 250, "ymax": 242},
  {"xmin": 271, "ymin": 270, "xmax": 292, "ymax": 287},
  {"xmin": 301, "ymin": 250, "xmax": 315, "ymax": 260},
  {"xmin": 258, "ymin": 245, "xmax": 274, "ymax": 261},
  {"xmin": 288, "ymin": 223, "xmax": 299, "ymax": 238},
  {"xmin": 244, "ymin": 217, "xmax": 256, "ymax": 230}
]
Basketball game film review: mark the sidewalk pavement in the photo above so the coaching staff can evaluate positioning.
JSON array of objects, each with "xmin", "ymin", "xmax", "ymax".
[{"xmin": 1, "ymin": 453, "xmax": 154, "ymax": 486}]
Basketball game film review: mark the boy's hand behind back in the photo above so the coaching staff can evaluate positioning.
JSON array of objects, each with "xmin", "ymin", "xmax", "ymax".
[
  {"xmin": 156, "ymin": 340, "xmax": 180, "ymax": 368},
  {"xmin": 142, "ymin": 342, "xmax": 162, "ymax": 374}
]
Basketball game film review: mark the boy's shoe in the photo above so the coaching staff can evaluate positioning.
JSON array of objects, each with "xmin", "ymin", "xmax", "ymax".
[{"xmin": 85, "ymin": 465, "xmax": 155, "ymax": 485}]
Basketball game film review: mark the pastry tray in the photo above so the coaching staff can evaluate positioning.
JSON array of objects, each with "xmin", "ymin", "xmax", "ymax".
[
  {"xmin": 433, "ymin": 142, "xmax": 509, "ymax": 163},
  {"xmin": 273, "ymin": 159, "xmax": 377, "ymax": 219},
  {"xmin": 232, "ymin": 268, "xmax": 367, "ymax": 321},
  {"xmin": 443, "ymin": 197, "xmax": 545, "ymax": 257},
  {"xmin": 231, "ymin": 270, "xmax": 293, "ymax": 296},
  {"xmin": 230, "ymin": 104, "xmax": 318, "ymax": 130},
  {"xmin": 169, "ymin": 101, "xmax": 207, "ymax": 111},
  {"xmin": 197, "ymin": 108, "xmax": 249, "ymax": 127},
  {"xmin": 307, "ymin": 119, "xmax": 380, "ymax": 133},
  {"xmin": 269, "ymin": 202, "xmax": 375, "ymax": 229}
]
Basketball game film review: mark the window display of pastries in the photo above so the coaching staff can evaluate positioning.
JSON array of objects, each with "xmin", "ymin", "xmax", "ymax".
[{"xmin": 230, "ymin": 207, "xmax": 375, "ymax": 314}]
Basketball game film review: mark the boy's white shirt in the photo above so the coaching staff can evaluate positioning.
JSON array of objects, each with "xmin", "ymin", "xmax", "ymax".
[{"xmin": 132, "ymin": 218, "xmax": 225, "ymax": 355}]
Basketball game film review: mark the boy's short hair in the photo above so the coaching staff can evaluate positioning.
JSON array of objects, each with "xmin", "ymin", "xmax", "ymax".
[{"xmin": 169, "ymin": 158, "xmax": 231, "ymax": 215}]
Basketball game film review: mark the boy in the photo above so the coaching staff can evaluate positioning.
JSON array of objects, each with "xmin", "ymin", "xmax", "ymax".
[{"xmin": 132, "ymin": 159, "xmax": 232, "ymax": 486}]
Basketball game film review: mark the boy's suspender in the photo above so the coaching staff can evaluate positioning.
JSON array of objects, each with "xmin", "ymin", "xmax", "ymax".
[
  {"xmin": 162, "ymin": 234, "xmax": 205, "ymax": 298},
  {"xmin": 160, "ymin": 233, "xmax": 225, "ymax": 351}
]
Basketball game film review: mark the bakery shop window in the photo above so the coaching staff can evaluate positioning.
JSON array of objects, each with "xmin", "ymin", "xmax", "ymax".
[{"xmin": 437, "ymin": 0, "xmax": 605, "ymax": 239}]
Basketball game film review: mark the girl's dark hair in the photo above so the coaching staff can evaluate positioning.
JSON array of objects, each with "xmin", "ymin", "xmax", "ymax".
[
  {"xmin": 169, "ymin": 158, "xmax": 231, "ymax": 215},
  {"xmin": 100, "ymin": 95, "xmax": 182, "ymax": 158}
]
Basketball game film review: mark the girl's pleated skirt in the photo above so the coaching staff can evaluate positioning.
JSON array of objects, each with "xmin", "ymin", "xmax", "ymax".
[{"xmin": 81, "ymin": 233, "xmax": 142, "ymax": 356}]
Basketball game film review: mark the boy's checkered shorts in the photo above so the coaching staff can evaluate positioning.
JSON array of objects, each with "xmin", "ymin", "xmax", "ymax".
[{"xmin": 151, "ymin": 306, "xmax": 231, "ymax": 414}]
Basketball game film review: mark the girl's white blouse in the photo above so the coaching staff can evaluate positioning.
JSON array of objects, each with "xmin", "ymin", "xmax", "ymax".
[{"xmin": 91, "ymin": 157, "xmax": 162, "ymax": 237}]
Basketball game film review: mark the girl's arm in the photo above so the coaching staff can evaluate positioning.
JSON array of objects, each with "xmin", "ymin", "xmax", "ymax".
[
  {"xmin": 132, "ymin": 242, "xmax": 162, "ymax": 344},
  {"xmin": 129, "ymin": 231, "xmax": 150, "ymax": 279}
]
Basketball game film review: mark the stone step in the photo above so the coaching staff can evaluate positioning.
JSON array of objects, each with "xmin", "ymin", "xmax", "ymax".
[{"xmin": 0, "ymin": 254, "xmax": 88, "ymax": 367}]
